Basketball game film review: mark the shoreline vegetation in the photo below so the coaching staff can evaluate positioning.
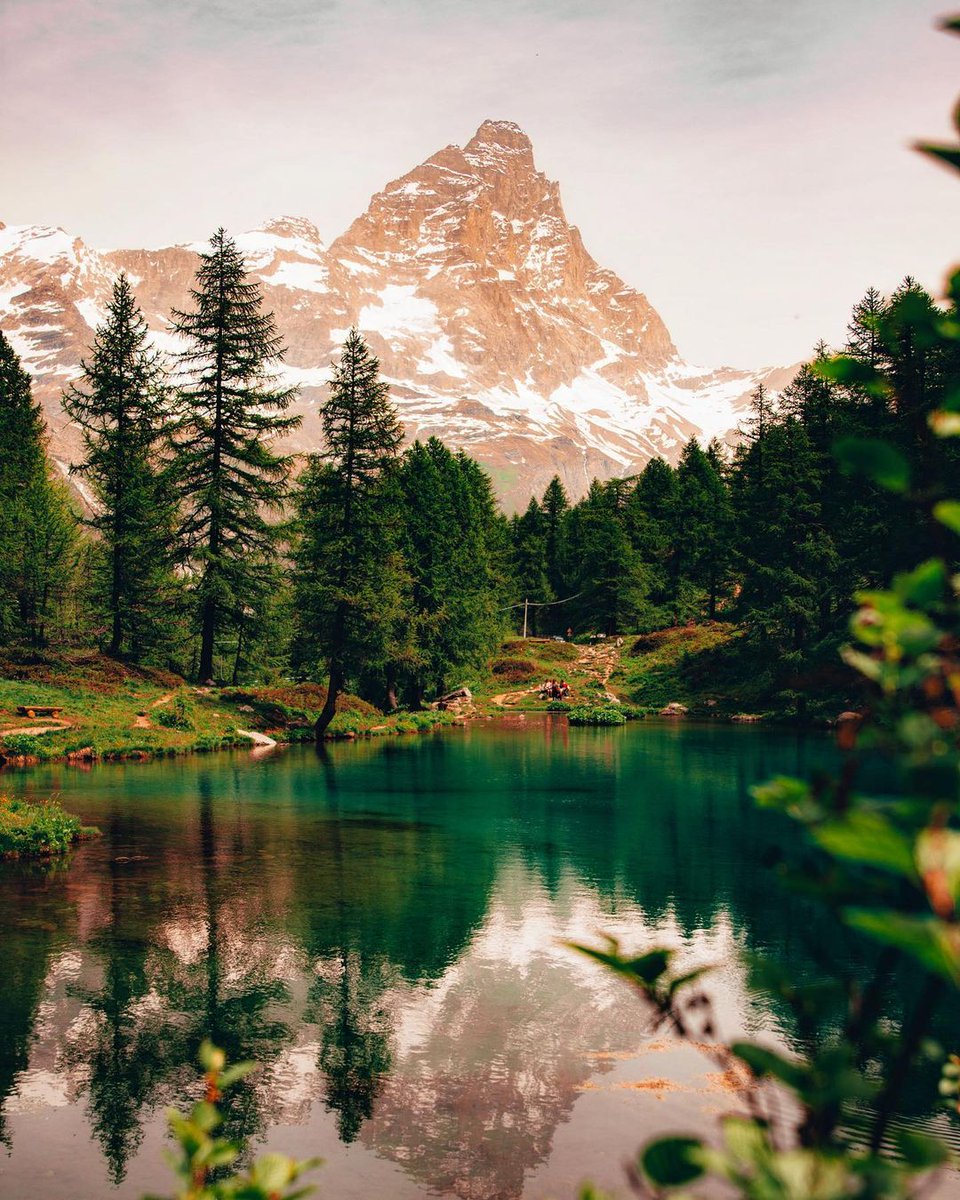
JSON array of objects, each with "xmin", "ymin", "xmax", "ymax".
[
  {"xmin": 0, "ymin": 624, "xmax": 852, "ymax": 771},
  {"xmin": 0, "ymin": 794, "xmax": 98, "ymax": 859}
]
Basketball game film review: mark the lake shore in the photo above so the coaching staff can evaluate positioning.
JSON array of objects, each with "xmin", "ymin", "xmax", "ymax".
[{"xmin": 0, "ymin": 628, "xmax": 854, "ymax": 772}]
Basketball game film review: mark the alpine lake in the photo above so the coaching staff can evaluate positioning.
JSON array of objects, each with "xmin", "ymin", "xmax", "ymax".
[{"xmin": 1, "ymin": 716, "xmax": 957, "ymax": 1199}]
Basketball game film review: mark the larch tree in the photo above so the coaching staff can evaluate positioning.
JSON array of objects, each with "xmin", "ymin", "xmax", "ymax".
[
  {"xmin": 293, "ymin": 329, "xmax": 404, "ymax": 738},
  {"xmin": 170, "ymin": 229, "xmax": 300, "ymax": 682},
  {"xmin": 63, "ymin": 274, "xmax": 178, "ymax": 661}
]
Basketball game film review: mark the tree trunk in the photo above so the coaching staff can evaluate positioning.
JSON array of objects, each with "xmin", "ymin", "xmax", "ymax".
[
  {"xmin": 315, "ymin": 661, "xmax": 344, "ymax": 741},
  {"xmin": 232, "ymin": 624, "xmax": 244, "ymax": 686},
  {"xmin": 110, "ymin": 608, "xmax": 123, "ymax": 659},
  {"xmin": 198, "ymin": 596, "xmax": 216, "ymax": 682},
  {"xmin": 384, "ymin": 664, "xmax": 398, "ymax": 712}
]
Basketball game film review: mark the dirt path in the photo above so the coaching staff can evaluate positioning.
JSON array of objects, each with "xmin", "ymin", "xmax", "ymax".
[
  {"xmin": 0, "ymin": 718, "xmax": 73, "ymax": 737},
  {"xmin": 491, "ymin": 685, "xmax": 539, "ymax": 708},
  {"xmin": 572, "ymin": 641, "xmax": 622, "ymax": 700}
]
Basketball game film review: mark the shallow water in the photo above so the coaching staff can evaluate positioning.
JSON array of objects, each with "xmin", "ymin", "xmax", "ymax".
[{"xmin": 0, "ymin": 719, "xmax": 953, "ymax": 1198}]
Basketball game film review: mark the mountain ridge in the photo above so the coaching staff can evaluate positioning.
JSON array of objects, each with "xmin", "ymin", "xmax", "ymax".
[{"xmin": 0, "ymin": 120, "xmax": 796, "ymax": 510}]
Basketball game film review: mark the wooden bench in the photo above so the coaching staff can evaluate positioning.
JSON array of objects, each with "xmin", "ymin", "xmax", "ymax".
[{"xmin": 16, "ymin": 705, "xmax": 63, "ymax": 719}]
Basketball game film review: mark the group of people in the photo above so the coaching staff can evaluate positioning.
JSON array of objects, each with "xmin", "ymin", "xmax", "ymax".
[{"xmin": 540, "ymin": 679, "xmax": 570, "ymax": 701}]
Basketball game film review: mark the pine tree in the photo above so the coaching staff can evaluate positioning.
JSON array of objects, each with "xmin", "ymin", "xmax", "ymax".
[
  {"xmin": 565, "ymin": 481, "xmax": 644, "ymax": 634},
  {"xmin": 672, "ymin": 438, "xmax": 733, "ymax": 620},
  {"xmin": 0, "ymin": 332, "xmax": 80, "ymax": 646},
  {"xmin": 540, "ymin": 475, "xmax": 569, "ymax": 604},
  {"xmin": 846, "ymin": 287, "xmax": 887, "ymax": 368},
  {"xmin": 510, "ymin": 499, "xmax": 552, "ymax": 634},
  {"xmin": 293, "ymin": 329, "xmax": 404, "ymax": 736},
  {"xmin": 170, "ymin": 229, "xmax": 301, "ymax": 681},
  {"xmin": 63, "ymin": 274, "xmax": 179, "ymax": 661},
  {"xmin": 391, "ymin": 440, "xmax": 504, "ymax": 704}
]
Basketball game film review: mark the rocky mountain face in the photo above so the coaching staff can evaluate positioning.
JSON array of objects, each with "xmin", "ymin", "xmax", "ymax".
[{"xmin": 0, "ymin": 120, "xmax": 794, "ymax": 509}]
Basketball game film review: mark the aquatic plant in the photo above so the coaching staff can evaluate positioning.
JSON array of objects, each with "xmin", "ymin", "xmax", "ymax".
[{"xmin": 567, "ymin": 704, "xmax": 627, "ymax": 726}]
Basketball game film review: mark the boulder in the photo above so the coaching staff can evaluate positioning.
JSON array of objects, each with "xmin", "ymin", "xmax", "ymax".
[{"xmin": 659, "ymin": 702, "xmax": 688, "ymax": 717}]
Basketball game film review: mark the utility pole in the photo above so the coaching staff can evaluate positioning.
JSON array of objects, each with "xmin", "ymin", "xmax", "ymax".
[{"xmin": 523, "ymin": 598, "xmax": 529, "ymax": 639}]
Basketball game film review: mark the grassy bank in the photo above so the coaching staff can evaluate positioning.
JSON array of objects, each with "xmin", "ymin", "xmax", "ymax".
[
  {"xmin": 611, "ymin": 622, "xmax": 862, "ymax": 722},
  {"xmin": 0, "ymin": 794, "xmax": 98, "ymax": 858},
  {"xmin": 0, "ymin": 625, "xmax": 859, "ymax": 772},
  {"xmin": 0, "ymin": 650, "xmax": 460, "ymax": 769}
]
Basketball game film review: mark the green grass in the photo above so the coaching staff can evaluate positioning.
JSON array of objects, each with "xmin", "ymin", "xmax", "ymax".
[
  {"xmin": 613, "ymin": 622, "xmax": 862, "ymax": 721},
  {"xmin": 467, "ymin": 637, "xmax": 584, "ymax": 710},
  {"xmin": 0, "ymin": 794, "xmax": 98, "ymax": 858},
  {"xmin": 0, "ymin": 650, "xmax": 468, "ymax": 766},
  {"xmin": 613, "ymin": 623, "xmax": 743, "ymax": 713}
]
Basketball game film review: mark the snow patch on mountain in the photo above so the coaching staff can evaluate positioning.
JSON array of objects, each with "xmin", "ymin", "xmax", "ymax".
[{"xmin": 0, "ymin": 120, "xmax": 796, "ymax": 509}]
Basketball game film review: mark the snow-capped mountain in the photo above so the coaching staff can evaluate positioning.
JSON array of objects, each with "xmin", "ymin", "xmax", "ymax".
[{"xmin": 0, "ymin": 119, "xmax": 795, "ymax": 509}]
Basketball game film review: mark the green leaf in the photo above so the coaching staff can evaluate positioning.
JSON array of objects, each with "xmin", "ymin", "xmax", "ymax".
[
  {"xmin": 840, "ymin": 646, "xmax": 883, "ymax": 683},
  {"xmin": 811, "ymin": 810, "xmax": 917, "ymax": 880},
  {"xmin": 833, "ymin": 437, "xmax": 910, "ymax": 493},
  {"xmin": 893, "ymin": 559, "xmax": 948, "ymax": 606},
  {"xmin": 894, "ymin": 1128, "xmax": 950, "ymax": 1168},
  {"xmin": 250, "ymin": 1152, "xmax": 298, "ymax": 1191},
  {"xmin": 218, "ymin": 1061, "xmax": 256, "ymax": 1089},
  {"xmin": 815, "ymin": 356, "xmax": 889, "ymax": 398},
  {"xmin": 771, "ymin": 1149, "xmax": 849, "ymax": 1198},
  {"xmin": 917, "ymin": 143, "xmax": 960, "ymax": 174},
  {"xmin": 668, "ymin": 966, "xmax": 714, "ymax": 998},
  {"xmin": 640, "ymin": 1136, "xmax": 706, "ymax": 1187},
  {"xmin": 625, "ymin": 949, "xmax": 672, "ymax": 984},
  {"xmin": 934, "ymin": 501, "xmax": 960, "ymax": 534},
  {"xmin": 721, "ymin": 1116, "xmax": 770, "ymax": 1164},
  {"xmin": 567, "ymin": 939, "xmax": 674, "ymax": 991},
  {"xmin": 844, "ymin": 910, "xmax": 960, "ymax": 985},
  {"xmin": 751, "ymin": 776, "xmax": 818, "ymax": 819}
]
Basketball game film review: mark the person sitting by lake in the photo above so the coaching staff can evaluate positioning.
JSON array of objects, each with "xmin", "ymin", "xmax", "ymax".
[{"xmin": 541, "ymin": 679, "xmax": 570, "ymax": 701}]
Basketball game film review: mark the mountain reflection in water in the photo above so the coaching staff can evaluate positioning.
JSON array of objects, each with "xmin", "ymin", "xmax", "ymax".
[{"xmin": 0, "ymin": 720, "xmax": 948, "ymax": 1199}]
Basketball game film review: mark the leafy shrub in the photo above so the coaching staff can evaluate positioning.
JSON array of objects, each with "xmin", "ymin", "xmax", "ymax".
[
  {"xmin": 0, "ymin": 795, "xmax": 93, "ymax": 857},
  {"xmin": 545, "ymin": 699, "xmax": 569, "ymax": 712},
  {"xmin": 155, "ymin": 694, "xmax": 194, "ymax": 731},
  {"xmin": 567, "ymin": 704, "xmax": 627, "ymax": 726},
  {"xmin": 490, "ymin": 657, "xmax": 536, "ymax": 683},
  {"xmin": 1, "ymin": 733, "xmax": 42, "ymax": 757}
]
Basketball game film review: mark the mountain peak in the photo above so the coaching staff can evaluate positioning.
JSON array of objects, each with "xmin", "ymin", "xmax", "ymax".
[
  {"xmin": 465, "ymin": 119, "xmax": 534, "ymax": 160},
  {"xmin": 257, "ymin": 216, "xmax": 324, "ymax": 245}
]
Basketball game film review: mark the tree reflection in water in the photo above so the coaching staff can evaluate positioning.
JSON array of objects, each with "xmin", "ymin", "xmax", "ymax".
[{"xmin": 1, "ymin": 723, "xmax": 923, "ymax": 1200}]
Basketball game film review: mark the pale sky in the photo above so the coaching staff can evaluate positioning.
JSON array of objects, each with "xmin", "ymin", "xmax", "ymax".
[{"xmin": 1, "ymin": 0, "xmax": 957, "ymax": 367}]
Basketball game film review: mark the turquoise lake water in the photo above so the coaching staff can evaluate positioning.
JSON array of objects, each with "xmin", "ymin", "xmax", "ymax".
[{"xmin": 0, "ymin": 718, "xmax": 953, "ymax": 1199}]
